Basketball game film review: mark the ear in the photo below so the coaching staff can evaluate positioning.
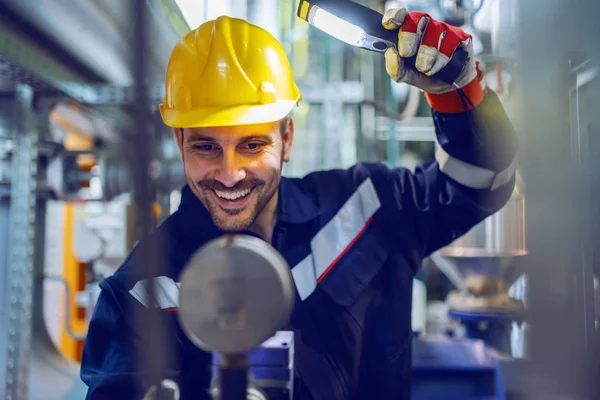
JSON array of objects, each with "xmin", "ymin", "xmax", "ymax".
[
  {"xmin": 282, "ymin": 118, "xmax": 294, "ymax": 163},
  {"xmin": 173, "ymin": 128, "xmax": 184, "ymax": 158}
]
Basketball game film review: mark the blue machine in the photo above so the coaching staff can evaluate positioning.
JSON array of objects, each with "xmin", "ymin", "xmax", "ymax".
[
  {"xmin": 212, "ymin": 331, "xmax": 294, "ymax": 400},
  {"xmin": 448, "ymin": 309, "xmax": 526, "ymax": 355},
  {"xmin": 412, "ymin": 337, "xmax": 505, "ymax": 400}
]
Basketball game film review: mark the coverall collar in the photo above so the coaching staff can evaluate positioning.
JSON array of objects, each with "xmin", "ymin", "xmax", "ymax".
[{"xmin": 277, "ymin": 177, "xmax": 320, "ymax": 224}]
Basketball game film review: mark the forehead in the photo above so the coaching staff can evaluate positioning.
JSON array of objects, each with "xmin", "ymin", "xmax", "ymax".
[{"xmin": 184, "ymin": 121, "xmax": 278, "ymax": 142}]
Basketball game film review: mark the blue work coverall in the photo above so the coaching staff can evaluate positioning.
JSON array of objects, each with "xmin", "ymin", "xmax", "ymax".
[{"xmin": 80, "ymin": 90, "xmax": 518, "ymax": 399}]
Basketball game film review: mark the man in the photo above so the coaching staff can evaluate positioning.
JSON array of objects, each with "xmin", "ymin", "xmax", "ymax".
[{"xmin": 81, "ymin": 8, "xmax": 518, "ymax": 400}]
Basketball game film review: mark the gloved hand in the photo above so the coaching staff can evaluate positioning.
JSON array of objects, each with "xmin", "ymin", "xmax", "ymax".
[{"xmin": 382, "ymin": 8, "xmax": 478, "ymax": 95}]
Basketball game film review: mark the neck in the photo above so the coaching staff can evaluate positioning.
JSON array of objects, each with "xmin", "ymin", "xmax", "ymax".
[{"xmin": 249, "ymin": 190, "xmax": 279, "ymax": 244}]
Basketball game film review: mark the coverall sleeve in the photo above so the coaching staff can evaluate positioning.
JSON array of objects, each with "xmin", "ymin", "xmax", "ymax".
[
  {"xmin": 80, "ymin": 281, "xmax": 146, "ymax": 399},
  {"xmin": 80, "ymin": 278, "xmax": 211, "ymax": 400},
  {"xmin": 383, "ymin": 89, "xmax": 518, "ymax": 258}
]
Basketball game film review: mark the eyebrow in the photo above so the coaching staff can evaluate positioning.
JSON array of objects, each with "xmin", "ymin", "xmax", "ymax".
[{"xmin": 185, "ymin": 135, "xmax": 217, "ymax": 143}]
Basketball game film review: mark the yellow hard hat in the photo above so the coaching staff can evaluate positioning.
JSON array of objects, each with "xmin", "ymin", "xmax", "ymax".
[{"xmin": 159, "ymin": 16, "xmax": 302, "ymax": 128}]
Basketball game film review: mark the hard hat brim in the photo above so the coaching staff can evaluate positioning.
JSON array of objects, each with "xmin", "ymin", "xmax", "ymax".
[{"xmin": 159, "ymin": 100, "xmax": 298, "ymax": 129}]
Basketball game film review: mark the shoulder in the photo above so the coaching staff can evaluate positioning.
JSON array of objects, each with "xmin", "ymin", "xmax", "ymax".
[
  {"xmin": 299, "ymin": 161, "xmax": 390, "ymax": 189},
  {"xmin": 293, "ymin": 162, "xmax": 393, "ymax": 197},
  {"xmin": 289, "ymin": 162, "xmax": 395, "ymax": 221},
  {"xmin": 299, "ymin": 162, "xmax": 390, "ymax": 202}
]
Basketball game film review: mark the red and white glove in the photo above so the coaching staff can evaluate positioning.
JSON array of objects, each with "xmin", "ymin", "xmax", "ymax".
[{"xmin": 382, "ymin": 8, "xmax": 486, "ymax": 113}]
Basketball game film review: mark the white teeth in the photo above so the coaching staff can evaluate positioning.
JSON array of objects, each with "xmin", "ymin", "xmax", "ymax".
[{"xmin": 215, "ymin": 188, "xmax": 251, "ymax": 200}]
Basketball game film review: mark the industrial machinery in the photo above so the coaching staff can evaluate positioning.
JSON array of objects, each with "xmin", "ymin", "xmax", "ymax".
[
  {"xmin": 210, "ymin": 331, "xmax": 295, "ymax": 400},
  {"xmin": 435, "ymin": 173, "xmax": 527, "ymax": 355},
  {"xmin": 408, "ymin": 173, "xmax": 527, "ymax": 399},
  {"xmin": 178, "ymin": 235, "xmax": 296, "ymax": 400}
]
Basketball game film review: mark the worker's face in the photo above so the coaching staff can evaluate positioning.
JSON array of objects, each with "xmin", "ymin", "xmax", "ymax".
[{"xmin": 174, "ymin": 118, "xmax": 294, "ymax": 232}]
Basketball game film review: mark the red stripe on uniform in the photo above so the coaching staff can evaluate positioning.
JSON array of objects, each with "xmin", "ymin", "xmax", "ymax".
[{"xmin": 316, "ymin": 216, "xmax": 374, "ymax": 284}]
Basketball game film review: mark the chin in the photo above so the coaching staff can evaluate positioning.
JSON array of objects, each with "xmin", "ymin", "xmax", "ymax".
[
  {"xmin": 212, "ymin": 209, "xmax": 255, "ymax": 232},
  {"xmin": 213, "ymin": 218, "xmax": 253, "ymax": 232}
]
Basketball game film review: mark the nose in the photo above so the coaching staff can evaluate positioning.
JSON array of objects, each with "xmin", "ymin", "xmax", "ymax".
[{"xmin": 215, "ymin": 149, "xmax": 247, "ymax": 187}]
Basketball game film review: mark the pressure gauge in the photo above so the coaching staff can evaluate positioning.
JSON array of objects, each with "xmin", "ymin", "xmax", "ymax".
[{"xmin": 178, "ymin": 235, "xmax": 295, "ymax": 355}]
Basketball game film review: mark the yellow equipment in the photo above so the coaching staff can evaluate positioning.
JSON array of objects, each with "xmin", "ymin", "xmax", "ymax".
[{"xmin": 159, "ymin": 16, "xmax": 302, "ymax": 128}]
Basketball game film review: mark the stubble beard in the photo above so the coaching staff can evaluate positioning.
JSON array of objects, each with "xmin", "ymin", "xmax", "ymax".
[{"xmin": 188, "ymin": 176, "xmax": 280, "ymax": 232}]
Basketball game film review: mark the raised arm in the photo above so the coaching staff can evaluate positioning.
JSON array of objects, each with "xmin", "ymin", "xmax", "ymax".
[{"xmin": 380, "ymin": 8, "xmax": 518, "ymax": 257}]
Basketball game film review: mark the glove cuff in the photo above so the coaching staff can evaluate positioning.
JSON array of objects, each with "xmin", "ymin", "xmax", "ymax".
[{"xmin": 425, "ymin": 65, "xmax": 486, "ymax": 114}]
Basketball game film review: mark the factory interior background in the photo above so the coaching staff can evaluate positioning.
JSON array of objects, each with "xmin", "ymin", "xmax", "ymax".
[{"xmin": 0, "ymin": 0, "xmax": 599, "ymax": 399}]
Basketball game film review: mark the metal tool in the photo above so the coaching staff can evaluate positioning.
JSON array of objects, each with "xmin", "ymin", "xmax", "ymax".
[
  {"xmin": 296, "ymin": 0, "xmax": 468, "ymax": 86},
  {"xmin": 178, "ymin": 235, "xmax": 295, "ymax": 400}
]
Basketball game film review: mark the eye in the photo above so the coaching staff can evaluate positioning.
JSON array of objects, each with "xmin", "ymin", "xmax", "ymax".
[
  {"xmin": 243, "ymin": 142, "xmax": 264, "ymax": 152},
  {"xmin": 194, "ymin": 143, "xmax": 217, "ymax": 152}
]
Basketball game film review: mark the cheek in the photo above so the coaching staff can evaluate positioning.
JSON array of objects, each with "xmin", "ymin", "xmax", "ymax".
[
  {"xmin": 249, "ymin": 151, "xmax": 281, "ymax": 178},
  {"xmin": 241, "ymin": 156, "xmax": 279, "ymax": 184},
  {"xmin": 182, "ymin": 153, "xmax": 212, "ymax": 180}
]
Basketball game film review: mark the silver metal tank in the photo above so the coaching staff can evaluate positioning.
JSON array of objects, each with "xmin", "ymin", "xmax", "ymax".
[
  {"xmin": 433, "ymin": 174, "xmax": 528, "ymax": 356},
  {"xmin": 430, "ymin": 172, "xmax": 527, "ymax": 294}
]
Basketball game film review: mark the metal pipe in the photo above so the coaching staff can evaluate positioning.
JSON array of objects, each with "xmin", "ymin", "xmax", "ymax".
[
  {"xmin": 3, "ymin": 84, "xmax": 39, "ymax": 400},
  {"xmin": 129, "ymin": 1, "xmax": 174, "ymax": 398},
  {"xmin": 2, "ymin": 0, "xmax": 132, "ymax": 85},
  {"xmin": 219, "ymin": 355, "xmax": 249, "ymax": 400}
]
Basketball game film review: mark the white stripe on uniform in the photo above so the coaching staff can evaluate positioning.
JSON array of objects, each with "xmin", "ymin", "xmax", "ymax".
[
  {"xmin": 436, "ymin": 145, "xmax": 517, "ymax": 191},
  {"xmin": 292, "ymin": 177, "xmax": 381, "ymax": 300},
  {"xmin": 129, "ymin": 275, "xmax": 180, "ymax": 309}
]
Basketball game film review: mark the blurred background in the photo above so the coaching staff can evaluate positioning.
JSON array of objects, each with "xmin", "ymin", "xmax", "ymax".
[{"xmin": 0, "ymin": 0, "xmax": 598, "ymax": 399}]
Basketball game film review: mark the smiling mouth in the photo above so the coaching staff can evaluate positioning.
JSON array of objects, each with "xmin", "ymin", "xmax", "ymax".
[
  {"xmin": 214, "ymin": 188, "xmax": 251, "ymax": 201},
  {"xmin": 210, "ymin": 187, "xmax": 254, "ymax": 210}
]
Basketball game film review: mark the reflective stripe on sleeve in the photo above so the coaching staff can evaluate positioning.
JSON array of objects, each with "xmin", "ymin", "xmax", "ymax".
[
  {"xmin": 129, "ymin": 276, "xmax": 180, "ymax": 309},
  {"xmin": 435, "ymin": 145, "xmax": 517, "ymax": 190},
  {"xmin": 291, "ymin": 255, "xmax": 317, "ymax": 302}
]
